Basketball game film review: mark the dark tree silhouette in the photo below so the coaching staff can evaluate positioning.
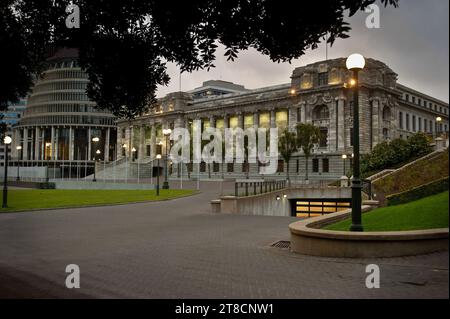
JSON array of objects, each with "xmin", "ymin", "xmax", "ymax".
[{"xmin": 1, "ymin": 0, "xmax": 398, "ymax": 118}]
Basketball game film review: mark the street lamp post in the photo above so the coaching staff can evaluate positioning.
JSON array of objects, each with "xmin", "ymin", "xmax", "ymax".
[
  {"xmin": 156, "ymin": 154, "xmax": 161, "ymax": 196},
  {"xmin": 162, "ymin": 129, "xmax": 172, "ymax": 190},
  {"xmin": 16, "ymin": 145, "xmax": 22, "ymax": 181},
  {"xmin": 346, "ymin": 53, "xmax": 366, "ymax": 232},
  {"xmin": 92, "ymin": 137, "xmax": 100, "ymax": 182},
  {"xmin": 341, "ymin": 154, "xmax": 347, "ymax": 177},
  {"xmin": 2, "ymin": 136, "xmax": 12, "ymax": 208},
  {"xmin": 93, "ymin": 150, "xmax": 101, "ymax": 182},
  {"xmin": 436, "ymin": 117, "xmax": 442, "ymax": 137},
  {"xmin": 45, "ymin": 142, "xmax": 51, "ymax": 182}
]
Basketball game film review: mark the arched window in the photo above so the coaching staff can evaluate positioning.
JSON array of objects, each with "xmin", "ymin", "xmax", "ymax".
[
  {"xmin": 382, "ymin": 106, "xmax": 391, "ymax": 121},
  {"xmin": 313, "ymin": 105, "xmax": 330, "ymax": 120}
]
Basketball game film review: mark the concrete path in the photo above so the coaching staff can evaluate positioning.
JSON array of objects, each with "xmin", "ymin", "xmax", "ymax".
[{"xmin": 0, "ymin": 181, "xmax": 448, "ymax": 298}]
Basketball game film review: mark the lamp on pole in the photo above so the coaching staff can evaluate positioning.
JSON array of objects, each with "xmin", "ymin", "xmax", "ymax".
[
  {"xmin": 436, "ymin": 117, "xmax": 442, "ymax": 137},
  {"xmin": 2, "ymin": 136, "xmax": 12, "ymax": 208},
  {"xmin": 93, "ymin": 149, "xmax": 101, "ymax": 182},
  {"xmin": 162, "ymin": 128, "xmax": 172, "ymax": 190},
  {"xmin": 346, "ymin": 53, "xmax": 366, "ymax": 232},
  {"xmin": 16, "ymin": 145, "xmax": 22, "ymax": 181},
  {"xmin": 45, "ymin": 142, "xmax": 51, "ymax": 182},
  {"xmin": 92, "ymin": 137, "xmax": 100, "ymax": 182},
  {"xmin": 341, "ymin": 154, "xmax": 348, "ymax": 177},
  {"xmin": 156, "ymin": 154, "xmax": 162, "ymax": 196},
  {"xmin": 132, "ymin": 147, "xmax": 137, "ymax": 161}
]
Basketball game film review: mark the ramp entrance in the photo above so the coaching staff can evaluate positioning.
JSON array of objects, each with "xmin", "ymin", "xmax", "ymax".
[{"xmin": 290, "ymin": 198, "xmax": 352, "ymax": 218}]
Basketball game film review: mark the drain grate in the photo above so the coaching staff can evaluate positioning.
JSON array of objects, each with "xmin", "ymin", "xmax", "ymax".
[{"xmin": 271, "ymin": 241, "xmax": 291, "ymax": 249}]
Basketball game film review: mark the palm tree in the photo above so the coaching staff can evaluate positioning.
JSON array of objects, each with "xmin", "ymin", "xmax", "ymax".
[
  {"xmin": 296, "ymin": 123, "xmax": 320, "ymax": 181},
  {"xmin": 279, "ymin": 129, "xmax": 298, "ymax": 186}
]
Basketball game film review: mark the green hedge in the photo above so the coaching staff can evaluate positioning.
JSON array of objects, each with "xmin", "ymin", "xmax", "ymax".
[
  {"xmin": 387, "ymin": 177, "xmax": 449, "ymax": 206},
  {"xmin": 38, "ymin": 182, "xmax": 56, "ymax": 189},
  {"xmin": 361, "ymin": 132, "xmax": 432, "ymax": 175}
]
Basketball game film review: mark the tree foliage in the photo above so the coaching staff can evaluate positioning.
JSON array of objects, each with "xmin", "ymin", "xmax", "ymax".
[
  {"xmin": 279, "ymin": 129, "xmax": 298, "ymax": 182},
  {"xmin": 296, "ymin": 123, "xmax": 321, "ymax": 180},
  {"xmin": 1, "ymin": 0, "xmax": 398, "ymax": 118},
  {"xmin": 361, "ymin": 133, "xmax": 433, "ymax": 174}
]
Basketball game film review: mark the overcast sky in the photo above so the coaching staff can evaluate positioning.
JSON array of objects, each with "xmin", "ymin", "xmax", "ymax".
[{"xmin": 156, "ymin": 0, "xmax": 449, "ymax": 103}]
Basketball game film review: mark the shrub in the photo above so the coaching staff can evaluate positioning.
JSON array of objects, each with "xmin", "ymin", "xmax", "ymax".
[
  {"xmin": 38, "ymin": 182, "xmax": 56, "ymax": 189},
  {"xmin": 407, "ymin": 132, "xmax": 432, "ymax": 157},
  {"xmin": 387, "ymin": 177, "xmax": 449, "ymax": 206},
  {"xmin": 361, "ymin": 133, "xmax": 433, "ymax": 175}
]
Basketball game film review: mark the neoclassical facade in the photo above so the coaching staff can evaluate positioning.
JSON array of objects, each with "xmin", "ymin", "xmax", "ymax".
[
  {"xmin": 12, "ymin": 48, "xmax": 117, "ymax": 176},
  {"xmin": 119, "ymin": 57, "xmax": 449, "ymax": 180}
]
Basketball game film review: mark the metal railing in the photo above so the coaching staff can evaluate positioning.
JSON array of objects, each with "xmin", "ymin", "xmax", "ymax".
[{"xmin": 234, "ymin": 179, "xmax": 287, "ymax": 197}]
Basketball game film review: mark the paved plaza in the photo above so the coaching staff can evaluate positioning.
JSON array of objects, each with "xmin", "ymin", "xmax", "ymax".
[{"xmin": 0, "ymin": 181, "xmax": 448, "ymax": 299}]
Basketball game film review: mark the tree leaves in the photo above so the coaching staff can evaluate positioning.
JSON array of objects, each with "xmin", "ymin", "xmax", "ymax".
[{"xmin": 1, "ymin": 0, "xmax": 399, "ymax": 118}]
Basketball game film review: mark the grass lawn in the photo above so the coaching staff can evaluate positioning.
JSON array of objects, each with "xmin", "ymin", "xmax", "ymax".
[
  {"xmin": 0, "ymin": 189, "xmax": 196, "ymax": 213},
  {"xmin": 325, "ymin": 191, "xmax": 449, "ymax": 232}
]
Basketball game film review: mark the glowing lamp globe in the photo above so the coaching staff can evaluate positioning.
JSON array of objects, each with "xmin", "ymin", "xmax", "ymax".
[
  {"xmin": 346, "ymin": 53, "xmax": 366, "ymax": 71},
  {"xmin": 3, "ymin": 136, "xmax": 12, "ymax": 145}
]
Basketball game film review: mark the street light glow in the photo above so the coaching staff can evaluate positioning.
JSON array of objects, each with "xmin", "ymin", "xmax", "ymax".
[
  {"xmin": 163, "ymin": 128, "xmax": 172, "ymax": 136},
  {"xmin": 436, "ymin": 117, "xmax": 442, "ymax": 122},
  {"xmin": 156, "ymin": 154, "xmax": 162, "ymax": 159},
  {"xmin": 346, "ymin": 53, "xmax": 366, "ymax": 71},
  {"xmin": 3, "ymin": 136, "xmax": 12, "ymax": 145},
  {"xmin": 92, "ymin": 137, "xmax": 100, "ymax": 142},
  {"xmin": 342, "ymin": 154, "xmax": 348, "ymax": 159},
  {"xmin": 16, "ymin": 145, "xmax": 22, "ymax": 150}
]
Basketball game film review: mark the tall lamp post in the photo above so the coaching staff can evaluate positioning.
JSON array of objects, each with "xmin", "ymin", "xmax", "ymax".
[
  {"xmin": 156, "ymin": 154, "xmax": 162, "ymax": 196},
  {"xmin": 436, "ymin": 117, "xmax": 442, "ymax": 138},
  {"xmin": 341, "ymin": 154, "xmax": 348, "ymax": 177},
  {"xmin": 45, "ymin": 142, "xmax": 51, "ymax": 182},
  {"xmin": 162, "ymin": 128, "xmax": 172, "ymax": 190},
  {"xmin": 346, "ymin": 53, "xmax": 366, "ymax": 232},
  {"xmin": 92, "ymin": 137, "xmax": 100, "ymax": 182},
  {"xmin": 2, "ymin": 136, "xmax": 12, "ymax": 208},
  {"xmin": 16, "ymin": 145, "xmax": 22, "ymax": 181},
  {"xmin": 93, "ymin": 150, "xmax": 101, "ymax": 182}
]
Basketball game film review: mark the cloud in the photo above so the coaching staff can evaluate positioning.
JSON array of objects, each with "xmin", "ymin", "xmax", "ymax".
[{"xmin": 156, "ymin": 0, "xmax": 449, "ymax": 103}]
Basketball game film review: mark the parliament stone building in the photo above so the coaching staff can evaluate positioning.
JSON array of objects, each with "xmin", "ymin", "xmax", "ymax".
[{"xmin": 118, "ymin": 57, "xmax": 448, "ymax": 180}]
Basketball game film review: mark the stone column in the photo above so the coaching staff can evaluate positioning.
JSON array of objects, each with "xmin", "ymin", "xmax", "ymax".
[
  {"xmin": 35, "ymin": 127, "xmax": 40, "ymax": 160},
  {"xmin": 288, "ymin": 107, "xmax": 297, "ymax": 131},
  {"xmin": 208, "ymin": 116, "xmax": 215, "ymax": 128},
  {"xmin": 238, "ymin": 112, "xmax": 244, "ymax": 129},
  {"xmin": 150, "ymin": 124, "xmax": 156, "ymax": 158},
  {"xmin": 224, "ymin": 114, "xmax": 229, "ymax": 129},
  {"xmin": 270, "ymin": 108, "xmax": 276, "ymax": 128},
  {"xmin": 300, "ymin": 102, "xmax": 307, "ymax": 125},
  {"xmin": 105, "ymin": 127, "xmax": 110, "ymax": 162},
  {"xmin": 253, "ymin": 112, "xmax": 259, "ymax": 129},
  {"xmin": 329, "ymin": 101, "xmax": 337, "ymax": 152},
  {"xmin": 51, "ymin": 126, "xmax": 55, "ymax": 160},
  {"xmin": 87, "ymin": 127, "xmax": 92, "ymax": 161},
  {"xmin": 139, "ymin": 125, "xmax": 145, "ymax": 160},
  {"xmin": 337, "ymin": 99, "xmax": 345, "ymax": 151},
  {"xmin": 69, "ymin": 127, "xmax": 74, "ymax": 161},
  {"xmin": 371, "ymin": 98, "xmax": 381, "ymax": 149},
  {"xmin": 22, "ymin": 128, "xmax": 28, "ymax": 160}
]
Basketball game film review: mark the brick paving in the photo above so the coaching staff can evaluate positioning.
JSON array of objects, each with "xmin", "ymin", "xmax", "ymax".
[{"xmin": 0, "ymin": 181, "xmax": 448, "ymax": 299}]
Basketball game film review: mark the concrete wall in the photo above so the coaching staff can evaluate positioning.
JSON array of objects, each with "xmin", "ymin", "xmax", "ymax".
[
  {"xmin": 220, "ymin": 187, "xmax": 351, "ymax": 217},
  {"xmin": 289, "ymin": 207, "xmax": 449, "ymax": 258},
  {"xmin": 0, "ymin": 167, "xmax": 53, "ymax": 179},
  {"xmin": 53, "ymin": 181, "xmax": 155, "ymax": 190}
]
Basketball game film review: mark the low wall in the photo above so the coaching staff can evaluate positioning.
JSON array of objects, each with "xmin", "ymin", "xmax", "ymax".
[
  {"xmin": 53, "ymin": 181, "xmax": 155, "ymax": 190},
  {"xmin": 289, "ymin": 207, "xmax": 449, "ymax": 258},
  {"xmin": 219, "ymin": 187, "xmax": 352, "ymax": 217},
  {"xmin": 0, "ymin": 167, "xmax": 56, "ymax": 179}
]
